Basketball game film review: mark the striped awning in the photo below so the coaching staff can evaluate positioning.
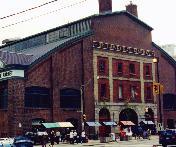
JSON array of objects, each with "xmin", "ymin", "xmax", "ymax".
[
  {"xmin": 140, "ymin": 121, "xmax": 154, "ymax": 125},
  {"xmin": 57, "ymin": 122, "xmax": 74, "ymax": 128},
  {"xmin": 120, "ymin": 121, "xmax": 135, "ymax": 126},
  {"xmin": 103, "ymin": 122, "xmax": 117, "ymax": 126},
  {"xmin": 42, "ymin": 123, "xmax": 59, "ymax": 128},
  {"xmin": 86, "ymin": 122, "xmax": 101, "ymax": 127}
]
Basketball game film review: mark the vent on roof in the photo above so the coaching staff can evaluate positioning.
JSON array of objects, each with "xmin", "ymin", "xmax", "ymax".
[{"xmin": 2, "ymin": 38, "xmax": 21, "ymax": 45}]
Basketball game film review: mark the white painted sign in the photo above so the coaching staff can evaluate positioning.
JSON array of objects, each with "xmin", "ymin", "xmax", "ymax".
[{"xmin": 0, "ymin": 70, "xmax": 24, "ymax": 80}]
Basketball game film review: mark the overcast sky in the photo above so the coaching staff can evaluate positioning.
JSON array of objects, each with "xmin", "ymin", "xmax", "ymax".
[{"xmin": 0, "ymin": 0, "xmax": 176, "ymax": 46}]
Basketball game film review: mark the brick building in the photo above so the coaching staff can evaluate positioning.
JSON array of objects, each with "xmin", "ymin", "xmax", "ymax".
[{"xmin": 0, "ymin": 0, "xmax": 175, "ymax": 137}]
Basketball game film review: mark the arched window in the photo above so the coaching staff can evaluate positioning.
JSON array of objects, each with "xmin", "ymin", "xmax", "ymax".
[
  {"xmin": 163, "ymin": 94, "xmax": 176, "ymax": 110},
  {"xmin": 25, "ymin": 86, "xmax": 50, "ymax": 108},
  {"xmin": 0, "ymin": 81, "xmax": 8, "ymax": 109},
  {"xmin": 60, "ymin": 88, "xmax": 81, "ymax": 110}
]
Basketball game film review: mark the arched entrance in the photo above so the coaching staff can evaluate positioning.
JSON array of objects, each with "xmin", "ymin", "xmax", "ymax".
[
  {"xmin": 145, "ymin": 108, "xmax": 154, "ymax": 122},
  {"xmin": 119, "ymin": 108, "xmax": 138, "ymax": 125},
  {"xmin": 99, "ymin": 108, "xmax": 111, "ymax": 137}
]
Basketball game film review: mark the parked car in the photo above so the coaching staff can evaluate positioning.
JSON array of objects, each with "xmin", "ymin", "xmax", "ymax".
[
  {"xmin": 13, "ymin": 136, "xmax": 33, "ymax": 147},
  {"xmin": 25, "ymin": 131, "xmax": 48, "ymax": 145},
  {"xmin": 159, "ymin": 129, "xmax": 176, "ymax": 147},
  {"xmin": 0, "ymin": 138, "xmax": 14, "ymax": 147}
]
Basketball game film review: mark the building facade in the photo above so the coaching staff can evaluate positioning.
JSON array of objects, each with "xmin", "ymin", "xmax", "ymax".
[{"xmin": 0, "ymin": 0, "xmax": 175, "ymax": 137}]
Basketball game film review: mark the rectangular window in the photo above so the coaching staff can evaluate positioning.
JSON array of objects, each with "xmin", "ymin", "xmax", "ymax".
[
  {"xmin": 118, "ymin": 63, "xmax": 123, "ymax": 73},
  {"xmin": 118, "ymin": 85, "xmax": 123, "ymax": 99},
  {"xmin": 145, "ymin": 65, "xmax": 150, "ymax": 76},
  {"xmin": 146, "ymin": 87, "xmax": 152, "ymax": 99},
  {"xmin": 99, "ymin": 60, "xmax": 106, "ymax": 73},
  {"xmin": 129, "ymin": 63, "xmax": 135, "ymax": 74},
  {"xmin": 100, "ymin": 84, "xmax": 106, "ymax": 97}
]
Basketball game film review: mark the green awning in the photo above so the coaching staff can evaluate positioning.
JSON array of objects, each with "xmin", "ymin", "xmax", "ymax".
[{"xmin": 42, "ymin": 123, "xmax": 60, "ymax": 128}]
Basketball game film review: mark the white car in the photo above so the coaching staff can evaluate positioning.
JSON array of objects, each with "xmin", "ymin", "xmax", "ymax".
[{"xmin": 0, "ymin": 138, "xmax": 14, "ymax": 146}]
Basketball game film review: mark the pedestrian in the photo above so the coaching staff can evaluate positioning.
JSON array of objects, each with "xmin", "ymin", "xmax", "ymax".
[
  {"xmin": 69, "ymin": 130, "xmax": 74, "ymax": 144},
  {"xmin": 73, "ymin": 130, "xmax": 77, "ymax": 143},
  {"xmin": 81, "ymin": 130, "xmax": 86, "ymax": 144},
  {"xmin": 147, "ymin": 129, "xmax": 151, "ymax": 140},
  {"xmin": 50, "ymin": 130, "xmax": 55, "ymax": 147},
  {"xmin": 138, "ymin": 126, "xmax": 143, "ymax": 139},
  {"xmin": 55, "ymin": 130, "xmax": 61, "ymax": 144},
  {"xmin": 41, "ymin": 134, "xmax": 47, "ymax": 147},
  {"xmin": 76, "ymin": 133, "xmax": 80, "ymax": 144}
]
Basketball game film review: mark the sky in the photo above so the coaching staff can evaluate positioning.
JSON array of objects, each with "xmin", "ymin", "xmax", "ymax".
[{"xmin": 0, "ymin": 0, "xmax": 176, "ymax": 46}]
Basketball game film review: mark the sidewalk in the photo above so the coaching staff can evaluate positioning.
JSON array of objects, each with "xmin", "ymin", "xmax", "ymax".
[{"xmin": 34, "ymin": 135, "xmax": 159, "ymax": 146}]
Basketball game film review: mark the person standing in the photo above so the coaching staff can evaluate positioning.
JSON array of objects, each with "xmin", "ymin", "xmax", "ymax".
[
  {"xmin": 41, "ymin": 135, "xmax": 47, "ymax": 147},
  {"xmin": 147, "ymin": 129, "xmax": 151, "ymax": 140},
  {"xmin": 55, "ymin": 130, "xmax": 61, "ymax": 144},
  {"xmin": 69, "ymin": 130, "xmax": 74, "ymax": 144},
  {"xmin": 50, "ymin": 130, "xmax": 55, "ymax": 147},
  {"xmin": 81, "ymin": 130, "xmax": 86, "ymax": 144},
  {"xmin": 73, "ymin": 130, "xmax": 77, "ymax": 143}
]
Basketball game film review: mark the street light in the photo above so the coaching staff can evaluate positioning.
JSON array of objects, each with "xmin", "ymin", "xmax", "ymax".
[
  {"xmin": 153, "ymin": 57, "xmax": 163, "ymax": 127},
  {"xmin": 80, "ymin": 78, "xmax": 93, "ymax": 131},
  {"xmin": 80, "ymin": 76, "xmax": 100, "ymax": 131}
]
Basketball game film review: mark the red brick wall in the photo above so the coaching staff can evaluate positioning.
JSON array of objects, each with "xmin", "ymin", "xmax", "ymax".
[
  {"xmin": 98, "ymin": 78, "xmax": 110, "ymax": 102},
  {"xmin": 152, "ymin": 47, "xmax": 176, "ymax": 127},
  {"xmin": 163, "ymin": 111, "xmax": 176, "ymax": 127},
  {"xmin": 10, "ymin": 38, "xmax": 94, "ymax": 133},
  {"xmin": 92, "ymin": 14, "xmax": 153, "ymax": 50},
  {"xmin": 113, "ymin": 80, "xmax": 141, "ymax": 103},
  {"xmin": 143, "ymin": 63, "xmax": 153, "ymax": 80},
  {"xmin": 7, "ymin": 79, "xmax": 25, "ymax": 136},
  {"xmin": 112, "ymin": 58, "xmax": 140, "ymax": 79},
  {"xmin": 144, "ymin": 82, "xmax": 154, "ymax": 103},
  {"xmin": 97, "ymin": 56, "xmax": 109, "ymax": 76},
  {"xmin": 98, "ymin": 0, "xmax": 112, "ymax": 13}
]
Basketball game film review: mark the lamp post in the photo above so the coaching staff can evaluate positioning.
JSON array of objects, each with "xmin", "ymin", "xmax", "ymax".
[
  {"xmin": 153, "ymin": 57, "xmax": 163, "ymax": 126},
  {"xmin": 80, "ymin": 78, "xmax": 93, "ymax": 131}
]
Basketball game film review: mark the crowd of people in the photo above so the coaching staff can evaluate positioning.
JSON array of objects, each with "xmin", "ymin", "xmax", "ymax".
[
  {"xmin": 119, "ymin": 126, "xmax": 152, "ymax": 141},
  {"xmin": 39, "ymin": 129, "xmax": 87, "ymax": 146}
]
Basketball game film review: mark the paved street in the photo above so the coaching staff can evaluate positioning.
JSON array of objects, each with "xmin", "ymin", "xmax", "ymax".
[{"xmin": 35, "ymin": 135, "xmax": 161, "ymax": 147}]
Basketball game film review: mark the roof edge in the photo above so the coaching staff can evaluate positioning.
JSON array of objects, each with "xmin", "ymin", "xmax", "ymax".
[
  {"xmin": 27, "ymin": 31, "xmax": 93, "ymax": 71},
  {"xmin": 152, "ymin": 42, "xmax": 176, "ymax": 67}
]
